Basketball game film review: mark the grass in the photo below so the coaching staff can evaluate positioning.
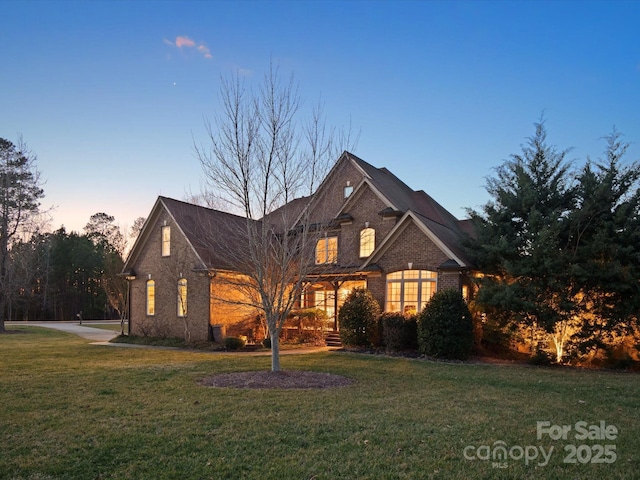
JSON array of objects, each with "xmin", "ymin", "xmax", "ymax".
[
  {"xmin": 84, "ymin": 322, "xmax": 127, "ymax": 333},
  {"xmin": 1, "ymin": 326, "xmax": 639, "ymax": 480}
]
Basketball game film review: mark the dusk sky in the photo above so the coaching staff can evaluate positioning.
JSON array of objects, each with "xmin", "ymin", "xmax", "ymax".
[{"xmin": 2, "ymin": 0, "xmax": 639, "ymax": 236}]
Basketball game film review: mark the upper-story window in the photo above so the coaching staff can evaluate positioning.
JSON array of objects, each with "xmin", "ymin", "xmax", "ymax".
[
  {"xmin": 385, "ymin": 270, "xmax": 437, "ymax": 315},
  {"xmin": 161, "ymin": 225, "xmax": 170, "ymax": 257},
  {"xmin": 316, "ymin": 236, "xmax": 338, "ymax": 264},
  {"xmin": 146, "ymin": 280, "xmax": 155, "ymax": 316},
  {"xmin": 344, "ymin": 185, "xmax": 353, "ymax": 199},
  {"xmin": 177, "ymin": 278, "xmax": 187, "ymax": 317},
  {"xmin": 359, "ymin": 227, "xmax": 375, "ymax": 257}
]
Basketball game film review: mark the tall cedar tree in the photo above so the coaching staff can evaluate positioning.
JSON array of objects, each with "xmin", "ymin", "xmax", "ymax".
[
  {"xmin": 467, "ymin": 121, "xmax": 576, "ymax": 348},
  {"xmin": 567, "ymin": 130, "xmax": 640, "ymax": 355},
  {"xmin": 0, "ymin": 138, "xmax": 44, "ymax": 331}
]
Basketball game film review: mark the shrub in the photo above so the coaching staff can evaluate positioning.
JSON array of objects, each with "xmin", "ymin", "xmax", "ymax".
[
  {"xmin": 339, "ymin": 288, "xmax": 381, "ymax": 347},
  {"xmin": 224, "ymin": 336, "xmax": 246, "ymax": 350},
  {"xmin": 418, "ymin": 289, "xmax": 474, "ymax": 360},
  {"xmin": 381, "ymin": 312, "xmax": 418, "ymax": 351}
]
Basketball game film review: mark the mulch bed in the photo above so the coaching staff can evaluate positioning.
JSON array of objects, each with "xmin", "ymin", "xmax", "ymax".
[{"xmin": 198, "ymin": 370, "xmax": 355, "ymax": 389}]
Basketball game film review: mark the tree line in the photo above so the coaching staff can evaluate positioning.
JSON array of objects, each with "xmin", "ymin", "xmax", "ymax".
[
  {"xmin": 4, "ymin": 213, "xmax": 143, "ymax": 323},
  {"xmin": 0, "ymin": 136, "xmax": 145, "ymax": 331}
]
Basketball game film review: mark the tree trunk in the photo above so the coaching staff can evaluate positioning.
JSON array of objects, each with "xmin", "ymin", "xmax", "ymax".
[{"xmin": 271, "ymin": 333, "xmax": 281, "ymax": 372}]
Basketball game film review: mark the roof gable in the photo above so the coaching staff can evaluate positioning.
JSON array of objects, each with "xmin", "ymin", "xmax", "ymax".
[
  {"xmin": 123, "ymin": 196, "xmax": 253, "ymax": 273},
  {"xmin": 361, "ymin": 210, "xmax": 469, "ymax": 269}
]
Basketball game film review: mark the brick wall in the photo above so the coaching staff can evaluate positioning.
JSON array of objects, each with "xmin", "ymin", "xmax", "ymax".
[
  {"xmin": 337, "ymin": 184, "xmax": 397, "ymax": 265},
  {"xmin": 307, "ymin": 156, "xmax": 365, "ymax": 224},
  {"xmin": 128, "ymin": 209, "xmax": 211, "ymax": 342}
]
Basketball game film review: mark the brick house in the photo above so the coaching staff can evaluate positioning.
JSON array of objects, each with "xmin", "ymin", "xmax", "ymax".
[{"xmin": 122, "ymin": 151, "xmax": 474, "ymax": 341}]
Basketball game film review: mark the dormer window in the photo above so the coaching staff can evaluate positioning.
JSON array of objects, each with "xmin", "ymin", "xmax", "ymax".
[{"xmin": 344, "ymin": 182, "xmax": 353, "ymax": 198}]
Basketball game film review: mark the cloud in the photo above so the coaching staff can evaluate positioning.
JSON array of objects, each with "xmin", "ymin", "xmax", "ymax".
[
  {"xmin": 176, "ymin": 36, "xmax": 196, "ymax": 48},
  {"xmin": 165, "ymin": 36, "xmax": 212, "ymax": 59},
  {"xmin": 197, "ymin": 44, "xmax": 212, "ymax": 59}
]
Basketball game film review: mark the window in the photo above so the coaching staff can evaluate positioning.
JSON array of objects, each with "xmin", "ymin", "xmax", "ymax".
[
  {"xmin": 315, "ymin": 236, "xmax": 338, "ymax": 264},
  {"xmin": 146, "ymin": 280, "xmax": 155, "ymax": 316},
  {"xmin": 177, "ymin": 278, "xmax": 187, "ymax": 317},
  {"xmin": 344, "ymin": 185, "xmax": 353, "ymax": 198},
  {"xmin": 359, "ymin": 227, "xmax": 375, "ymax": 257},
  {"xmin": 161, "ymin": 225, "xmax": 170, "ymax": 257},
  {"xmin": 385, "ymin": 270, "xmax": 437, "ymax": 314}
]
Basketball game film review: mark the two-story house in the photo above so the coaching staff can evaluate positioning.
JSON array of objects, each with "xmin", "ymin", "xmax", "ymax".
[{"xmin": 122, "ymin": 152, "xmax": 474, "ymax": 342}]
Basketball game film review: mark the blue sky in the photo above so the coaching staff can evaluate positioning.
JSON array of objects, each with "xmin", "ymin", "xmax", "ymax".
[{"xmin": 2, "ymin": 0, "xmax": 639, "ymax": 235}]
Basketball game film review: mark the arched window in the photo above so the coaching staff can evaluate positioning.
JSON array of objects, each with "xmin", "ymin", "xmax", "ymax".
[
  {"xmin": 177, "ymin": 278, "xmax": 187, "ymax": 317},
  {"xmin": 385, "ymin": 270, "xmax": 437, "ymax": 314},
  {"xmin": 359, "ymin": 227, "xmax": 375, "ymax": 257},
  {"xmin": 146, "ymin": 280, "xmax": 155, "ymax": 316}
]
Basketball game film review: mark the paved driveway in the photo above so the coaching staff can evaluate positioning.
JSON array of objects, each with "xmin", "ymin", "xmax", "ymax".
[{"xmin": 7, "ymin": 322, "xmax": 120, "ymax": 343}]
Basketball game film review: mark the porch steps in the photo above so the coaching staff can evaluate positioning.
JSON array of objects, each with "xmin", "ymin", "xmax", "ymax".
[{"xmin": 325, "ymin": 332, "xmax": 343, "ymax": 347}]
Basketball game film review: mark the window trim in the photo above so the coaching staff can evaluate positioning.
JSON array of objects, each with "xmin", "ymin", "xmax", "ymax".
[{"xmin": 385, "ymin": 269, "xmax": 437, "ymax": 314}]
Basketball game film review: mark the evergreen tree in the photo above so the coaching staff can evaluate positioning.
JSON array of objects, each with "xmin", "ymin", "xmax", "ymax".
[
  {"xmin": 468, "ymin": 120, "xmax": 576, "ymax": 355},
  {"xmin": 568, "ymin": 130, "xmax": 640, "ymax": 355}
]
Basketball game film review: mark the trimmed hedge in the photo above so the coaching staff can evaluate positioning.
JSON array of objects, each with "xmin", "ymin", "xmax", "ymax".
[
  {"xmin": 381, "ymin": 312, "xmax": 418, "ymax": 351},
  {"xmin": 418, "ymin": 289, "xmax": 474, "ymax": 360},
  {"xmin": 339, "ymin": 288, "xmax": 381, "ymax": 347}
]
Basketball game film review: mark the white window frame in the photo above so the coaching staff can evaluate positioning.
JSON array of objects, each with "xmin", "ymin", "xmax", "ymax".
[{"xmin": 385, "ymin": 270, "xmax": 437, "ymax": 314}]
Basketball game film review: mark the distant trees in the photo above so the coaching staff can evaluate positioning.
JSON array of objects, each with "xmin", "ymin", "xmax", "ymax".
[
  {"xmin": 2, "ymin": 213, "xmax": 134, "ymax": 323},
  {"xmin": 0, "ymin": 137, "xmax": 45, "ymax": 332},
  {"xmin": 468, "ymin": 121, "xmax": 640, "ymax": 363}
]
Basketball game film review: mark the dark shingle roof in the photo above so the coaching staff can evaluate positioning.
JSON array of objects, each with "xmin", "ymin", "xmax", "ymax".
[
  {"xmin": 160, "ymin": 197, "xmax": 253, "ymax": 271},
  {"xmin": 343, "ymin": 152, "xmax": 473, "ymax": 267}
]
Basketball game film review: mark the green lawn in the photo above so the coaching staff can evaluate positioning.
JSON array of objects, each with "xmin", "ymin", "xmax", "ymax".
[
  {"xmin": 1, "ymin": 327, "xmax": 639, "ymax": 480},
  {"xmin": 83, "ymin": 322, "xmax": 127, "ymax": 332}
]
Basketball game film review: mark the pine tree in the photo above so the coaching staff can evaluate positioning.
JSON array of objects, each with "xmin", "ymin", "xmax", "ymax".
[{"xmin": 467, "ymin": 120, "xmax": 576, "ymax": 356}]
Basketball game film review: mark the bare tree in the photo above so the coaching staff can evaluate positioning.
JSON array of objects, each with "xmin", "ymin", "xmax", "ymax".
[
  {"xmin": 0, "ymin": 136, "xmax": 45, "ymax": 332},
  {"xmin": 84, "ymin": 213, "xmax": 127, "ymax": 320},
  {"xmin": 194, "ymin": 63, "xmax": 355, "ymax": 371}
]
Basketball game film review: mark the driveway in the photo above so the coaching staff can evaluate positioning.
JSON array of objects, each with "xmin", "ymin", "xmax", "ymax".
[
  {"xmin": 6, "ymin": 322, "xmax": 336, "ymax": 355},
  {"xmin": 7, "ymin": 321, "xmax": 120, "ymax": 343}
]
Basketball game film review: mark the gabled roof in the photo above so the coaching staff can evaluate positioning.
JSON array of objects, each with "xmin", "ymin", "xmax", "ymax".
[
  {"xmin": 123, "ymin": 196, "xmax": 253, "ymax": 273},
  {"xmin": 340, "ymin": 152, "xmax": 473, "ymax": 268}
]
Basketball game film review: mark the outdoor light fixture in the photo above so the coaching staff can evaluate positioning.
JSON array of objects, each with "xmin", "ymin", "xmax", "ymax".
[{"xmin": 408, "ymin": 262, "xmax": 413, "ymax": 270}]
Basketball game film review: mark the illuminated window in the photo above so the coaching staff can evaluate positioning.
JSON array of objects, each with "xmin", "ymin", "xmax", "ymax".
[
  {"xmin": 385, "ymin": 270, "xmax": 437, "ymax": 314},
  {"xmin": 359, "ymin": 227, "xmax": 375, "ymax": 257},
  {"xmin": 316, "ymin": 236, "xmax": 338, "ymax": 264},
  {"xmin": 177, "ymin": 278, "xmax": 187, "ymax": 317},
  {"xmin": 146, "ymin": 280, "xmax": 155, "ymax": 316},
  {"xmin": 161, "ymin": 225, "xmax": 170, "ymax": 257}
]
